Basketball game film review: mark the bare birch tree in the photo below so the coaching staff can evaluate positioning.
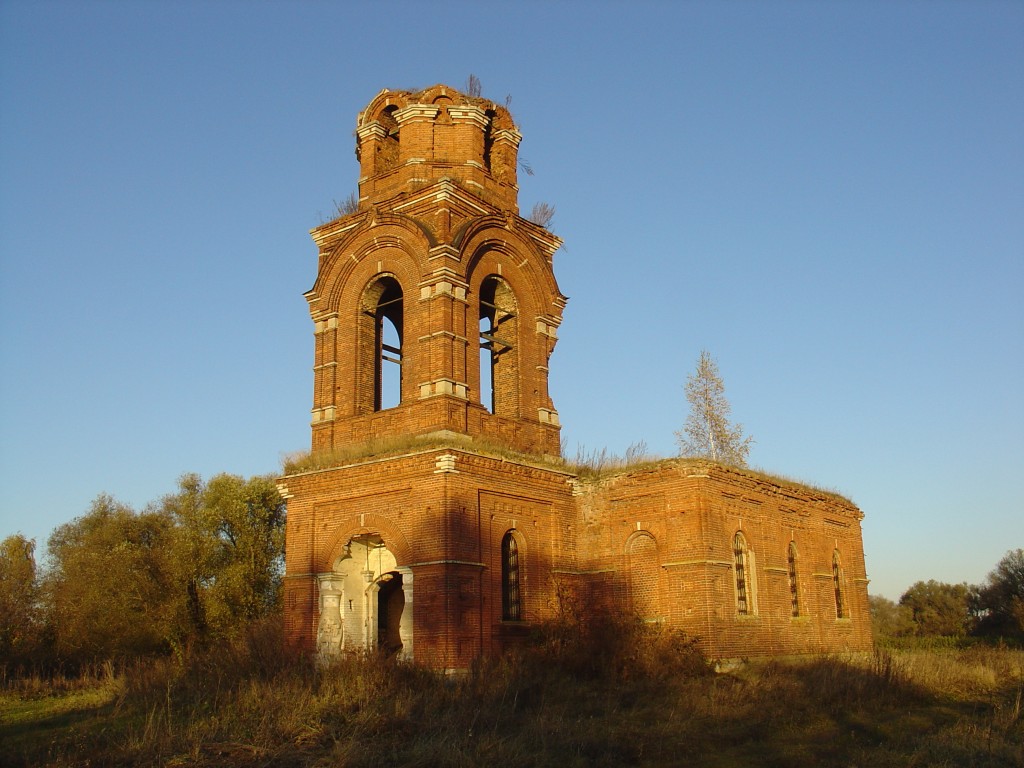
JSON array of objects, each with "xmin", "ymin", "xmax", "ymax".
[{"xmin": 676, "ymin": 349, "xmax": 753, "ymax": 466}]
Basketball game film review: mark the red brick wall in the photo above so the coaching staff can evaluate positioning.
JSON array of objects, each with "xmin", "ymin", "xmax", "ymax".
[
  {"xmin": 279, "ymin": 448, "xmax": 578, "ymax": 667},
  {"xmin": 281, "ymin": 450, "xmax": 872, "ymax": 666},
  {"xmin": 572, "ymin": 461, "xmax": 873, "ymax": 658}
]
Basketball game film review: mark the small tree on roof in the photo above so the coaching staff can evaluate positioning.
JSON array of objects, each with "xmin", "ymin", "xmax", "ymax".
[{"xmin": 676, "ymin": 349, "xmax": 753, "ymax": 466}]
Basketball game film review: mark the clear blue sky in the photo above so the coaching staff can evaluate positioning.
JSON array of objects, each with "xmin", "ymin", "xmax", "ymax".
[{"xmin": 1, "ymin": 1, "xmax": 1021, "ymax": 600}]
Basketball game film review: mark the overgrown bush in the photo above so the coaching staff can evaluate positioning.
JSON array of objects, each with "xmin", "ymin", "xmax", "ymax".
[{"xmin": 522, "ymin": 613, "xmax": 711, "ymax": 683}]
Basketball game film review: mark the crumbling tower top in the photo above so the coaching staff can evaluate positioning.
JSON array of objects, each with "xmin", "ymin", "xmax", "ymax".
[{"xmin": 355, "ymin": 84, "xmax": 522, "ymax": 213}]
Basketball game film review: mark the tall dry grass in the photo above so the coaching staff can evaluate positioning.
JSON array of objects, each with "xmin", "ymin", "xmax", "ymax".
[{"xmin": 2, "ymin": 618, "xmax": 1022, "ymax": 767}]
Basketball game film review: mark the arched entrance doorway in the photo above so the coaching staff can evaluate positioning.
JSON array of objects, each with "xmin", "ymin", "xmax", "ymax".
[{"xmin": 316, "ymin": 533, "xmax": 413, "ymax": 660}]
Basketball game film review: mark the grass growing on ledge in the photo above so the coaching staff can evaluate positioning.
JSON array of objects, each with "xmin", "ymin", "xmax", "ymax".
[
  {"xmin": 282, "ymin": 435, "xmax": 670, "ymax": 480},
  {"xmin": 729, "ymin": 464, "xmax": 855, "ymax": 505},
  {"xmin": 282, "ymin": 437, "xmax": 853, "ymax": 502},
  {"xmin": 567, "ymin": 445, "xmax": 854, "ymax": 502},
  {"xmin": 281, "ymin": 433, "xmax": 574, "ymax": 476}
]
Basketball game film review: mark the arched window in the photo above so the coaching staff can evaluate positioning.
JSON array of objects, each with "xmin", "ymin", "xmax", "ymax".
[
  {"xmin": 479, "ymin": 276, "xmax": 519, "ymax": 416},
  {"xmin": 833, "ymin": 550, "xmax": 846, "ymax": 619},
  {"xmin": 482, "ymin": 109, "xmax": 496, "ymax": 171},
  {"xmin": 787, "ymin": 541, "xmax": 800, "ymax": 617},
  {"xmin": 377, "ymin": 105, "xmax": 400, "ymax": 172},
  {"xmin": 733, "ymin": 531, "xmax": 754, "ymax": 615},
  {"xmin": 358, "ymin": 275, "xmax": 403, "ymax": 412},
  {"xmin": 628, "ymin": 533, "xmax": 660, "ymax": 620},
  {"xmin": 501, "ymin": 531, "xmax": 521, "ymax": 621}
]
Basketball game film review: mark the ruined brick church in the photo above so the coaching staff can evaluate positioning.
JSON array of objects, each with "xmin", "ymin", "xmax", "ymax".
[{"xmin": 278, "ymin": 84, "xmax": 873, "ymax": 669}]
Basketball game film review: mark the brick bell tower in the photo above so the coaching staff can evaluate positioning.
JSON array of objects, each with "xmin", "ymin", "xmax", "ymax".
[
  {"xmin": 280, "ymin": 85, "xmax": 576, "ymax": 670},
  {"xmin": 306, "ymin": 84, "xmax": 565, "ymax": 456}
]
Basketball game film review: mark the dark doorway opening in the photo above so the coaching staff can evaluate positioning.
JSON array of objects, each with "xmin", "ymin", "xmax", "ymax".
[{"xmin": 377, "ymin": 572, "xmax": 404, "ymax": 654}]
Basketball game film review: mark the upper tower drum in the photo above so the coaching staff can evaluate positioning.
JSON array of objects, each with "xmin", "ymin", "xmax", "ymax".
[{"xmin": 354, "ymin": 85, "xmax": 522, "ymax": 212}]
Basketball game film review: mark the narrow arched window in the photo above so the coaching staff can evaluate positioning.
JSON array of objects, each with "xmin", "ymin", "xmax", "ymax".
[
  {"xmin": 628, "ymin": 533, "xmax": 660, "ymax": 619},
  {"xmin": 357, "ymin": 275, "xmax": 403, "ymax": 413},
  {"xmin": 377, "ymin": 105, "xmax": 400, "ymax": 172},
  {"xmin": 733, "ymin": 532, "xmax": 752, "ymax": 615},
  {"xmin": 482, "ymin": 109, "xmax": 496, "ymax": 171},
  {"xmin": 479, "ymin": 276, "xmax": 518, "ymax": 416},
  {"xmin": 833, "ymin": 550, "xmax": 846, "ymax": 619},
  {"xmin": 501, "ymin": 531, "xmax": 521, "ymax": 621},
  {"xmin": 787, "ymin": 541, "xmax": 800, "ymax": 617},
  {"xmin": 374, "ymin": 279, "xmax": 403, "ymax": 410}
]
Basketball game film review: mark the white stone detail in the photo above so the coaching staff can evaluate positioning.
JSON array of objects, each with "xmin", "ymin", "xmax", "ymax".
[
  {"xmin": 311, "ymin": 406, "xmax": 336, "ymax": 424},
  {"xmin": 538, "ymin": 407, "xmax": 560, "ymax": 426},
  {"xmin": 434, "ymin": 453, "xmax": 458, "ymax": 474},
  {"xmin": 492, "ymin": 128, "xmax": 523, "ymax": 146},
  {"xmin": 535, "ymin": 319, "xmax": 558, "ymax": 338},
  {"xmin": 397, "ymin": 567, "xmax": 414, "ymax": 661},
  {"xmin": 394, "ymin": 104, "xmax": 440, "ymax": 123},
  {"xmin": 419, "ymin": 379, "xmax": 470, "ymax": 400},
  {"xmin": 316, "ymin": 575, "xmax": 344, "ymax": 659},
  {"xmin": 447, "ymin": 105, "xmax": 488, "ymax": 128},
  {"xmin": 356, "ymin": 123, "xmax": 387, "ymax": 141}
]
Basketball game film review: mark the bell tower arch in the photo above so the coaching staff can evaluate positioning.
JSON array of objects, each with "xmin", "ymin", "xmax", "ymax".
[{"xmin": 305, "ymin": 84, "xmax": 566, "ymax": 456}]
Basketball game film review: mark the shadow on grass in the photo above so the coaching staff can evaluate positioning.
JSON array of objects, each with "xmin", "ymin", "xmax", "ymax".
[{"xmin": 2, "ymin": 621, "xmax": 1022, "ymax": 767}]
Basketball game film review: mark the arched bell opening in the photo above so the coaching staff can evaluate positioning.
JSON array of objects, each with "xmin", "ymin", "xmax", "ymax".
[
  {"xmin": 478, "ymin": 275, "xmax": 519, "ymax": 417},
  {"xmin": 356, "ymin": 275, "xmax": 404, "ymax": 414},
  {"xmin": 376, "ymin": 104, "xmax": 400, "ymax": 172}
]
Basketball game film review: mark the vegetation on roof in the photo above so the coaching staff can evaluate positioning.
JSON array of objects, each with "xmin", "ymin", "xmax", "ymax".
[{"xmin": 281, "ymin": 437, "xmax": 852, "ymax": 503}]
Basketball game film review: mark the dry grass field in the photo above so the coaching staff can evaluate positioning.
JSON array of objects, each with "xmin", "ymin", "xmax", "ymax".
[{"xmin": 2, "ymin": 620, "xmax": 1021, "ymax": 767}]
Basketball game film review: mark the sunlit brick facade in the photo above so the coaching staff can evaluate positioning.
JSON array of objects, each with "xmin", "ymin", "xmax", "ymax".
[{"xmin": 279, "ymin": 85, "xmax": 872, "ymax": 670}]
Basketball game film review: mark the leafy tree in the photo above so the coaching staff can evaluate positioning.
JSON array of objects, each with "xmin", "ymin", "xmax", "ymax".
[
  {"xmin": 973, "ymin": 549, "xmax": 1024, "ymax": 639},
  {"xmin": 44, "ymin": 495, "xmax": 175, "ymax": 663},
  {"xmin": 199, "ymin": 473, "xmax": 285, "ymax": 627},
  {"xmin": 0, "ymin": 534, "xmax": 41, "ymax": 666},
  {"xmin": 676, "ymin": 349, "xmax": 753, "ymax": 466},
  {"xmin": 161, "ymin": 473, "xmax": 284, "ymax": 648},
  {"xmin": 32, "ymin": 473, "xmax": 283, "ymax": 667},
  {"xmin": 159, "ymin": 473, "xmax": 214, "ymax": 648},
  {"xmin": 868, "ymin": 594, "xmax": 914, "ymax": 639},
  {"xmin": 899, "ymin": 580, "xmax": 972, "ymax": 637}
]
